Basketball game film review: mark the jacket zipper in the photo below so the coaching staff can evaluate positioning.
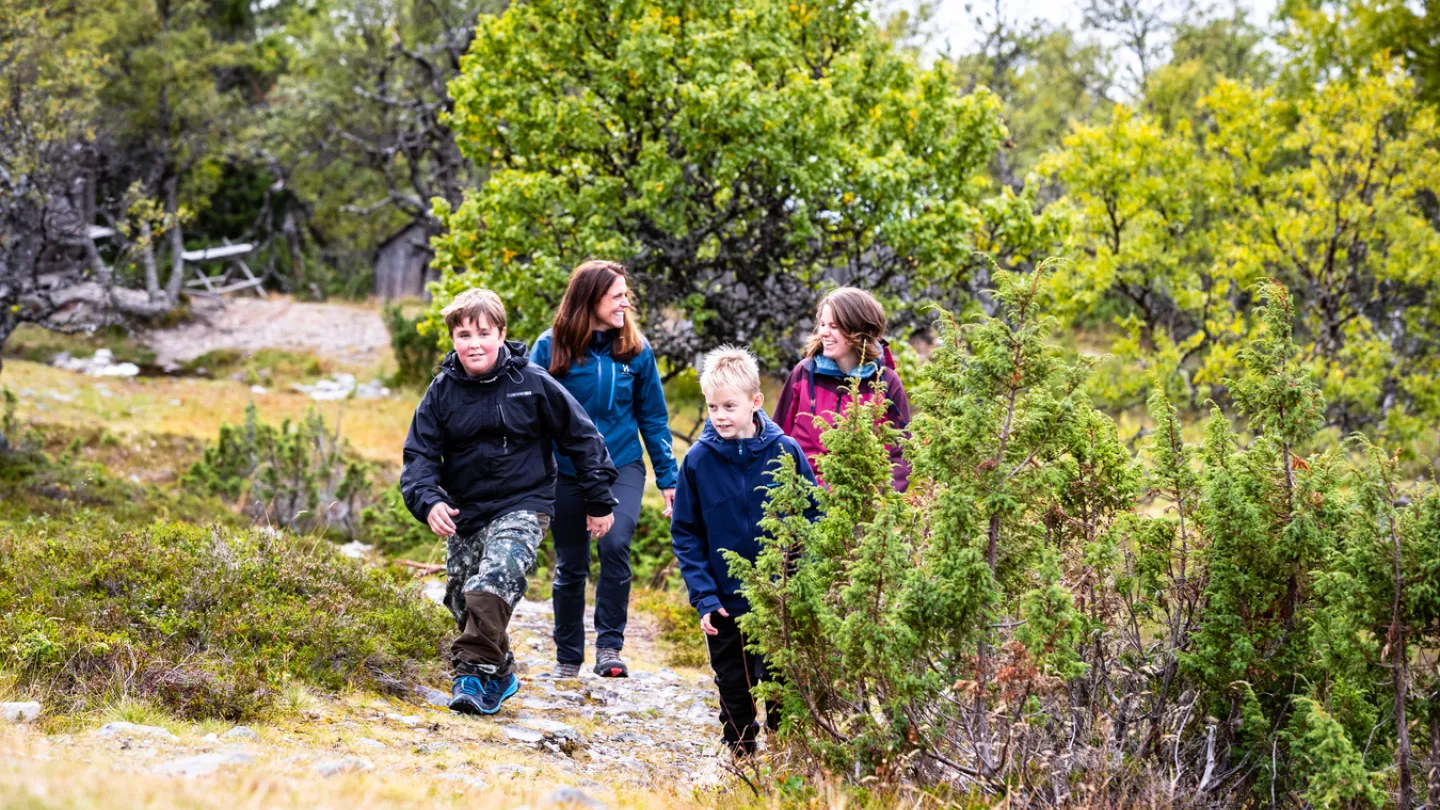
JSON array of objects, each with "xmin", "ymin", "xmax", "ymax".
[{"xmin": 498, "ymin": 402, "xmax": 509, "ymax": 452}]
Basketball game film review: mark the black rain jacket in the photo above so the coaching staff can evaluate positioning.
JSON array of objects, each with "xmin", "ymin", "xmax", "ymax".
[{"xmin": 400, "ymin": 340, "xmax": 618, "ymax": 535}]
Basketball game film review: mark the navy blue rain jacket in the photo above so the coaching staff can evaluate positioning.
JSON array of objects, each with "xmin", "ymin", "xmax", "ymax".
[{"xmin": 669, "ymin": 409, "xmax": 819, "ymax": 618}]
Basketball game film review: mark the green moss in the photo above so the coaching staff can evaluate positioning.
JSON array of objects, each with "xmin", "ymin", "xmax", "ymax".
[{"xmin": 181, "ymin": 348, "xmax": 329, "ymax": 380}]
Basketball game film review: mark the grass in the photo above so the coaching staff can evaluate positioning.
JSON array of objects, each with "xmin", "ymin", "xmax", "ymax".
[
  {"xmin": 2, "ymin": 323, "xmax": 158, "ymax": 367},
  {"xmin": 633, "ymin": 588, "xmax": 709, "ymax": 669},
  {"xmin": 179, "ymin": 347, "xmax": 332, "ymax": 382}
]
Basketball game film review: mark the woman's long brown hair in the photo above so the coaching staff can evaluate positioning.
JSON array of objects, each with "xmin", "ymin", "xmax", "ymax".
[
  {"xmin": 548, "ymin": 260, "xmax": 644, "ymax": 377},
  {"xmin": 803, "ymin": 287, "xmax": 887, "ymax": 364}
]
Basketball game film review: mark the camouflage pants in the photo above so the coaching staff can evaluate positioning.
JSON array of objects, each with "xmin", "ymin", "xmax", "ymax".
[{"xmin": 445, "ymin": 510, "xmax": 550, "ymax": 677}]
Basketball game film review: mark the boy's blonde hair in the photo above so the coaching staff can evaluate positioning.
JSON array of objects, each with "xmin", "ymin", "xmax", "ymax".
[
  {"xmin": 441, "ymin": 288, "xmax": 507, "ymax": 335},
  {"xmin": 700, "ymin": 345, "xmax": 761, "ymax": 398}
]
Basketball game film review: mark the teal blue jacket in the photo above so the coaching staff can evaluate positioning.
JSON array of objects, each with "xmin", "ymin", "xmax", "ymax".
[{"xmin": 531, "ymin": 329, "xmax": 678, "ymax": 490}]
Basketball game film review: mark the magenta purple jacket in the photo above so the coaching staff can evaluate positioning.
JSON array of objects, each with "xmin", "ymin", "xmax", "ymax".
[{"xmin": 772, "ymin": 348, "xmax": 911, "ymax": 493}]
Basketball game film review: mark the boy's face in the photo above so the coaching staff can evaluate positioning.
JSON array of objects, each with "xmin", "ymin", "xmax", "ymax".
[
  {"xmin": 451, "ymin": 315, "xmax": 506, "ymax": 377},
  {"xmin": 706, "ymin": 387, "xmax": 764, "ymax": 439}
]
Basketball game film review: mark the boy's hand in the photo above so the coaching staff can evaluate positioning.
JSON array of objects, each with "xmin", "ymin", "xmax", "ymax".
[
  {"xmin": 661, "ymin": 488, "xmax": 676, "ymax": 518},
  {"xmin": 700, "ymin": 608, "xmax": 729, "ymax": 636},
  {"xmin": 427, "ymin": 502, "xmax": 459, "ymax": 537},
  {"xmin": 586, "ymin": 513, "xmax": 614, "ymax": 539}
]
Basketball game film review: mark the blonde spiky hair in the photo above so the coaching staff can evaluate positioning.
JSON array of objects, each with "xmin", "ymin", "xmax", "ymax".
[{"xmin": 699, "ymin": 345, "xmax": 761, "ymax": 399}]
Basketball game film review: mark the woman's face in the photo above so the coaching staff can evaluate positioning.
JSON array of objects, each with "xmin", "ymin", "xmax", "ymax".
[
  {"xmin": 817, "ymin": 304, "xmax": 854, "ymax": 362},
  {"xmin": 593, "ymin": 275, "xmax": 631, "ymax": 331}
]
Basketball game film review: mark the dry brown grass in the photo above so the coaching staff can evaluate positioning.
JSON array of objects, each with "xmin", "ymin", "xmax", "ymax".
[{"xmin": 3, "ymin": 359, "xmax": 417, "ymax": 466}]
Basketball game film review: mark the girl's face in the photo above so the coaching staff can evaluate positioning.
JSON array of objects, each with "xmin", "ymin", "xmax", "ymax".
[
  {"xmin": 593, "ymin": 275, "xmax": 631, "ymax": 331},
  {"xmin": 816, "ymin": 305, "xmax": 855, "ymax": 363}
]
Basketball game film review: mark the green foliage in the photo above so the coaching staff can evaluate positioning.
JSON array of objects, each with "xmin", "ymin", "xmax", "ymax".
[
  {"xmin": 1287, "ymin": 697, "xmax": 1387, "ymax": 810},
  {"xmin": 184, "ymin": 403, "xmax": 374, "ymax": 537},
  {"xmin": 383, "ymin": 303, "xmax": 442, "ymax": 389},
  {"xmin": 430, "ymin": 0, "xmax": 1020, "ymax": 366},
  {"xmin": 0, "ymin": 520, "xmax": 449, "ymax": 720},
  {"xmin": 1047, "ymin": 62, "xmax": 1440, "ymax": 442},
  {"xmin": 359, "ymin": 484, "xmax": 436, "ymax": 559}
]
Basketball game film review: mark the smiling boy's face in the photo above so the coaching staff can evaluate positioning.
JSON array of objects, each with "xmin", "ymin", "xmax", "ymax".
[
  {"xmin": 451, "ymin": 315, "xmax": 506, "ymax": 377},
  {"xmin": 706, "ymin": 386, "xmax": 764, "ymax": 439}
]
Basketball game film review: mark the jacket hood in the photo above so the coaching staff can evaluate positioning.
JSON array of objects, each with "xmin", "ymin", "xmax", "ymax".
[
  {"xmin": 809, "ymin": 337, "xmax": 897, "ymax": 380},
  {"xmin": 439, "ymin": 339, "xmax": 531, "ymax": 384},
  {"xmin": 695, "ymin": 409, "xmax": 785, "ymax": 463},
  {"xmin": 812, "ymin": 354, "xmax": 881, "ymax": 380}
]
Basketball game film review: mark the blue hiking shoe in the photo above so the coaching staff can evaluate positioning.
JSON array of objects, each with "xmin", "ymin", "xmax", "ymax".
[
  {"xmin": 477, "ymin": 672, "xmax": 520, "ymax": 715},
  {"xmin": 449, "ymin": 675, "xmax": 485, "ymax": 715}
]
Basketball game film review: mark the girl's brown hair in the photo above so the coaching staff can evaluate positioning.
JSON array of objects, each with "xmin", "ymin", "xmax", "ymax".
[
  {"xmin": 548, "ymin": 260, "xmax": 644, "ymax": 376},
  {"xmin": 803, "ymin": 287, "xmax": 887, "ymax": 364}
]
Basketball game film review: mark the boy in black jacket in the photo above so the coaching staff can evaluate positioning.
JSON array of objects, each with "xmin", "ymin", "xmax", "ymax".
[{"xmin": 401, "ymin": 289, "xmax": 618, "ymax": 716}]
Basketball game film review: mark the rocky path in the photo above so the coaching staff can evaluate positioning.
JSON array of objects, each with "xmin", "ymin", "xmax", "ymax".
[{"xmin": 0, "ymin": 589, "xmax": 736, "ymax": 809}]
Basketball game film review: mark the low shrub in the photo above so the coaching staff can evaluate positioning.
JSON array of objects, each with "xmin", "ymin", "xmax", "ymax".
[
  {"xmin": 0, "ymin": 520, "xmax": 450, "ymax": 721},
  {"xmin": 384, "ymin": 303, "xmax": 442, "ymax": 389},
  {"xmin": 184, "ymin": 403, "xmax": 374, "ymax": 536}
]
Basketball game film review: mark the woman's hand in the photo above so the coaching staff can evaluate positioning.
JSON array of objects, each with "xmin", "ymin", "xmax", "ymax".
[
  {"xmin": 661, "ymin": 488, "xmax": 676, "ymax": 518},
  {"xmin": 587, "ymin": 513, "xmax": 614, "ymax": 539}
]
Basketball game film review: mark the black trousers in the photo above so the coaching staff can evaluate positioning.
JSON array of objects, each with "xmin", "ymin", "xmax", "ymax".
[
  {"xmin": 704, "ymin": 610, "xmax": 780, "ymax": 751},
  {"xmin": 551, "ymin": 461, "xmax": 646, "ymax": 664}
]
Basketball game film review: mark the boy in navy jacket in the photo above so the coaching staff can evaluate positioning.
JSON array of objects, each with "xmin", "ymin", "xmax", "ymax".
[{"xmin": 670, "ymin": 345, "xmax": 819, "ymax": 757}]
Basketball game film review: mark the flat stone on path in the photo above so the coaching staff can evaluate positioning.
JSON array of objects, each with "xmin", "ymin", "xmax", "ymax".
[
  {"xmin": 502, "ymin": 725, "xmax": 545, "ymax": 745},
  {"xmin": 543, "ymin": 786, "xmax": 608, "ymax": 809},
  {"xmin": 437, "ymin": 772, "xmax": 490, "ymax": 791},
  {"xmin": 95, "ymin": 722, "xmax": 178, "ymax": 742},
  {"xmin": 153, "ymin": 750, "xmax": 256, "ymax": 777},
  {"xmin": 2, "ymin": 702, "xmax": 41, "ymax": 723},
  {"xmin": 315, "ymin": 756, "xmax": 374, "ymax": 777},
  {"xmin": 414, "ymin": 684, "xmax": 452, "ymax": 708},
  {"xmin": 222, "ymin": 726, "xmax": 259, "ymax": 741}
]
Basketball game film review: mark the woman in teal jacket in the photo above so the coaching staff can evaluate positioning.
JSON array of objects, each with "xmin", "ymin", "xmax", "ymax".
[{"xmin": 531, "ymin": 260, "xmax": 678, "ymax": 678}]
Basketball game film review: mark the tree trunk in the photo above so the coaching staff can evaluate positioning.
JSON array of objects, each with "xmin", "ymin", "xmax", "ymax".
[
  {"xmin": 163, "ymin": 177, "xmax": 185, "ymax": 304},
  {"xmin": 0, "ymin": 316, "xmax": 15, "ymax": 452},
  {"xmin": 139, "ymin": 219, "xmax": 161, "ymax": 302},
  {"xmin": 1428, "ymin": 700, "xmax": 1439, "ymax": 810},
  {"xmin": 283, "ymin": 209, "xmax": 304, "ymax": 294}
]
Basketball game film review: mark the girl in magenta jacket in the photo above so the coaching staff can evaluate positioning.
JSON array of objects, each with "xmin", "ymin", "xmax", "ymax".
[{"xmin": 773, "ymin": 287, "xmax": 911, "ymax": 492}]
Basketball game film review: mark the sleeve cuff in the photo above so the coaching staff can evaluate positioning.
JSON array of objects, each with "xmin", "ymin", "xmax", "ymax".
[
  {"xmin": 695, "ymin": 595, "xmax": 724, "ymax": 617},
  {"xmin": 585, "ymin": 502, "xmax": 613, "ymax": 518}
]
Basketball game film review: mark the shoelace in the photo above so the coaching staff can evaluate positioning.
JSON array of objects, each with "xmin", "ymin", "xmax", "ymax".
[{"xmin": 455, "ymin": 676, "xmax": 483, "ymax": 697}]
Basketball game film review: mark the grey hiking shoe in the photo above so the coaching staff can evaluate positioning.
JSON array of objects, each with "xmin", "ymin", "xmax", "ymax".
[
  {"xmin": 551, "ymin": 662, "xmax": 580, "ymax": 679},
  {"xmin": 594, "ymin": 647, "xmax": 628, "ymax": 678}
]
